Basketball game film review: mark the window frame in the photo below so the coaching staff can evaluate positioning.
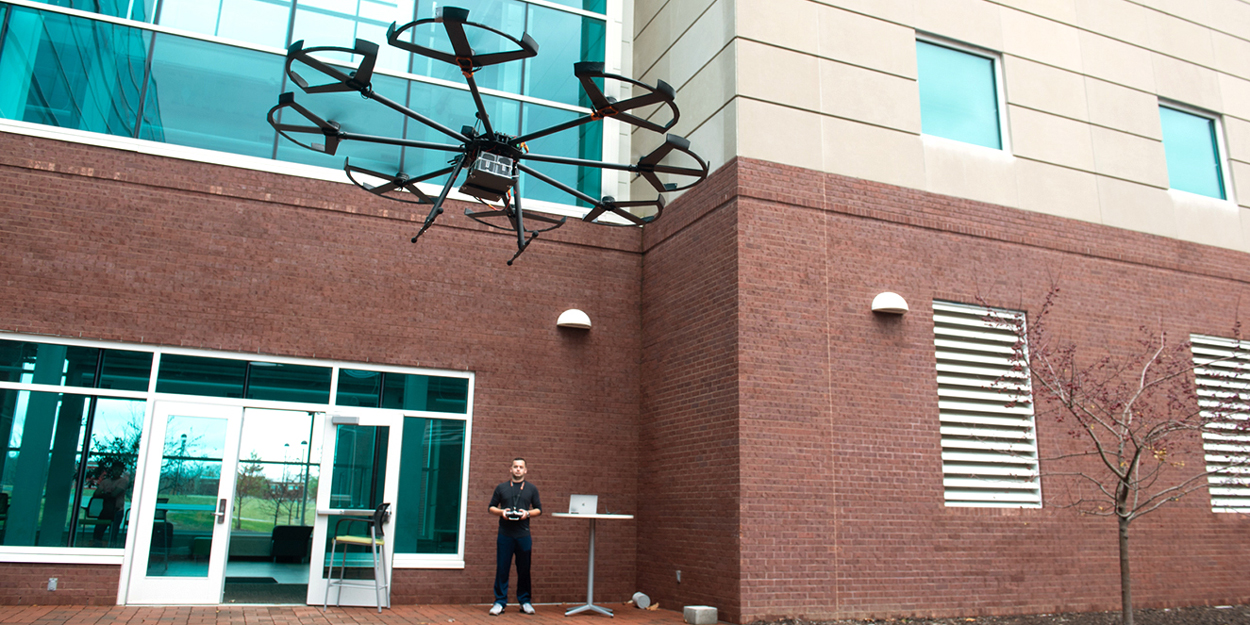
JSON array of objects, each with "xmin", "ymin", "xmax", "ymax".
[
  {"xmin": 915, "ymin": 34, "xmax": 1011, "ymax": 154},
  {"xmin": 1158, "ymin": 100, "xmax": 1234, "ymax": 203}
]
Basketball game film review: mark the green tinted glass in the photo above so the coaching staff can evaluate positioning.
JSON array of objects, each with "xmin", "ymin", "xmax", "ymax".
[
  {"xmin": 0, "ymin": 341, "xmax": 95, "ymax": 387},
  {"xmin": 917, "ymin": 41, "xmax": 1001, "ymax": 149},
  {"xmin": 336, "ymin": 370, "xmax": 383, "ymax": 408},
  {"xmin": 1160, "ymin": 106, "xmax": 1225, "ymax": 199},
  {"xmin": 328, "ymin": 425, "xmax": 388, "ymax": 510},
  {"xmin": 246, "ymin": 362, "xmax": 332, "ymax": 403},
  {"xmin": 156, "ymin": 355, "xmax": 247, "ymax": 398},
  {"xmin": 394, "ymin": 417, "xmax": 465, "ymax": 554},
  {"xmin": 380, "ymin": 374, "xmax": 469, "ymax": 413},
  {"xmin": 98, "ymin": 349, "xmax": 154, "ymax": 391}
]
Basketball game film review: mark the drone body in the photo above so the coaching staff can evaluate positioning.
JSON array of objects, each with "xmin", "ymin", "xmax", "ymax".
[{"xmin": 268, "ymin": 6, "xmax": 707, "ymax": 265}]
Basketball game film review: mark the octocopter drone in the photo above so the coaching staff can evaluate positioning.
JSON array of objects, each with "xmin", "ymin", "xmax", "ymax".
[{"xmin": 267, "ymin": 6, "xmax": 708, "ymax": 264}]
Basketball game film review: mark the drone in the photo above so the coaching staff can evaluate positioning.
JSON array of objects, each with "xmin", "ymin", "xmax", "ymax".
[{"xmin": 267, "ymin": 6, "xmax": 708, "ymax": 265}]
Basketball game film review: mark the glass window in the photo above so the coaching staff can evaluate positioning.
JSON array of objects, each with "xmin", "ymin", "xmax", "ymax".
[
  {"xmin": 0, "ymin": 390, "xmax": 142, "ymax": 548},
  {"xmin": 407, "ymin": 0, "xmax": 526, "ymax": 92},
  {"xmin": 246, "ymin": 362, "xmax": 332, "ymax": 403},
  {"xmin": 156, "ymin": 355, "xmax": 247, "ymax": 398},
  {"xmin": 156, "ymin": 0, "xmax": 292, "ymax": 49},
  {"xmin": 336, "ymin": 370, "xmax": 468, "ymax": 414},
  {"xmin": 273, "ymin": 72, "xmax": 409, "ymax": 173},
  {"xmin": 523, "ymin": 4, "xmax": 604, "ymax": 107},
  {"xmin": 98, "ymin": 349, "xmax": 154, "ymax": 391},
  {"xmin": 328, "ymin": 424, "xmax": 388, "ymax": 510},
  {"xmin": 916, "ymin": 40, "xmax": 1002, "ymax": 150},
  {"xmin": 401, "ymin": 79, "xmax": 520, "ymax": 189},
  {"xmin": 0, "ymin": 7, "xmax": 150, "ymax": 138},
  {"xmin": 138, "ymin": 33, "xmax": 284, "ymax": 157},
  {"xmin": 1160, "ymin": 105, "xmax": 1226, "ymax": 200},
  {"xmin": 394, "ymin": 417, "xmax": 464, "ymax": 554},
  {"xmin": 291, "ymin": 0, "xmax": 415, "ymax": 74}
]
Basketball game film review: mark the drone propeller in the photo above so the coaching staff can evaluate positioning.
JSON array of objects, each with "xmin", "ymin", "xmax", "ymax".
[
  {"xmin": 582, "ymin": 195, "xmax": 666, "ymax": 227},
  {"xmin": 284, "ymin": 39, "xmax": 379, "ymax": 94},
  {"xmin": 574, "ymin": 62, "xmax": 678, "ymax": 133},
  {"xmin": 464, "ymin": 190, "xmax": 566, "ymax": 265},
  {"xmin": 344, "ymin": 160, "xmax": 454, "ymax": 204},
  {"xmin": 388, "ymin": 8, "xmax": 539, "ymax": 71},
  {"xmin": 636, "ymin": 134, "xmax": 709, "ymax": 193},
  {"xmin": 267, "ymin": 92, "xmax": 342, "ymax": 154}
]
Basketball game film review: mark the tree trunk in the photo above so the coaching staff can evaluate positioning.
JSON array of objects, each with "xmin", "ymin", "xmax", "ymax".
[{"xmin": 1119, "ymin": 515, "xmax": 1133, "ymax": 625}]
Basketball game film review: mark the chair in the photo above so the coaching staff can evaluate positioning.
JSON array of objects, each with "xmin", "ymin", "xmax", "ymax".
[
  {"xmin": 324, "ymin": 503, "xmax": 390, "ymax": 613},
  {"xmin": 150, "ymin": 521, "xmax": 173, "ymax": 572},
  {"xmin": 271, "ymin": 525, "xmax": 314, "ymax": 562}
]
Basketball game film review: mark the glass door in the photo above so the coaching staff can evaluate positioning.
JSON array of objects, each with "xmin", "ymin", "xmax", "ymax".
[
  {"xmin": 306, "ymin": 410, "xmax": 402, "ymax": 607},
  {"xmin": 124, "ymin": 402, "xmax": 243, "ymax": 604}
]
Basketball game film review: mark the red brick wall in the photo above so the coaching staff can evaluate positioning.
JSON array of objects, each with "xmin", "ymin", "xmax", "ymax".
[
  {"xmin": 640, "ymin": 157, "xmax": 1250, "ymax": 622},
  {"xmin": 0, "ymin": 563, "xmax": 119, "ymax": 604},
  {"xmin": 0, "ymin": 131, "xmax": 643, "ymax": 606}
]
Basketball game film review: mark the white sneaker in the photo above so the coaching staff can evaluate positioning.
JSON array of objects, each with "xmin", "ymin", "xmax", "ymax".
[
  {"xmin": 489, "ymin": 604, "xmax": 504, "ymax": 616},
  {"xmin": 521, "ymin": 603, "xmax": 536, "ymax": 615}
]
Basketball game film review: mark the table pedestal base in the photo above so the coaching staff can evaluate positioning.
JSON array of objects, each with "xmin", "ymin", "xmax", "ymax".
[{"xmin": 564, "ymin": 603, "xmax": 613, "ymax": 617}]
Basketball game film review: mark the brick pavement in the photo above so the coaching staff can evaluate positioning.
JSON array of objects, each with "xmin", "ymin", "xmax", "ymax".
[{"xmin": 0, "ymin": 604, "xmax": 692, "ymax": 625}]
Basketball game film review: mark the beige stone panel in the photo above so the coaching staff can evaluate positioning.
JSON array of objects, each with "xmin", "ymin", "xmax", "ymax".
[
  {"xmin": 1153, "ymin": 54, "xmax": 1222, "ymax": 113},
  {"xmin": 737, "ymin": 98, "xmax": 824, "ymax": 171},
  {"xmin": 915, "ymin": 0, "xmax": 1001, "ymax": 51},
  {"xmin": 634, "ymin": 0, "xmax": 730, "ymax": 81},
  {"xmin": 1090, "ymin": 126, "xmax": 1169, "ymax": 186},
  {"xmin": 1014, "ymin": 158, "xmax": 1102, "ymax": 223},
  {"xmin": 737, "ymin": 40, "xmax": 821, "ymax": 112},
  {"xmin": 991, "ymin": 0, "xmax": 1077, "ymax": 25},
  {"xmin": 1074, "ymin": 0, "xmax": 1150, "ymax": 47},
  {"xmin": 688, "ymin": 100, "xmax": 737, "ymax": 181},
  {"xmin": 1146, "ymin": 9, "xmax": 1215, "ymax": 69},
  {"xmin": 738, "ymin": 0, "xmax": 820, "ymax": 55},
  {"xmin": 923, "ymin": 135, "xmax": 1019, "ymax": 207},
  {"xmin": 1223, "ymin": 117, "xmax": 1250, "ymax": 163},
  {"xmin": 818, "ymin": 59, "xmax": 921, "ymax": 133},
  {"xmin": 811, "ymin": 0, "xmax": 916, "ymax": 26},
  {"xmin": 1095, "ymin": 176, "xmax": 1177, "ymax": 239},
  {"xmin": 1212, "ymin": 31, "xmax": 1250, "ymax": 82},
  {"xmin": 1003, "ymin": 56, "xmax": 1087, "ymax": 122},
  {"xmin": 1008, "ymin": 105, "xmax": 1095, "ymax": 171},
  {"xmin": 1079, "ymin": 31, "xmax": 1155, "ymax": 93},
  {"xmin": 1084, "ymin": 77, "xmax": 1162, "ymax": 139},
  {"xmin": 1209, "ymin": 0, "xmax": 1250, "ymax": 38},
  {"xmin": 1218, "ymin": 74, "xmax": 1250, "ymax": 123},
  {"xmin": 816, "ymin": 4, "xmax": 917, "ymax": 78},
  {"xmin": 1233, "ymin": 160, "xmax": 1250, "ymax": 209},
  {"xmin": 1170, "ymin": 189, "xmax": 1248, "ymax": 252},
  {"xmin": 820, "ymin": 116, "xmax": 925, "ymax": 189},
  {"xmin": 1000, "ymin": 7, "xmax": 1083, "ymax": 72},
  {"xmin": 674, "ymin": 44, "xmax": 736, "ymax": 141}
]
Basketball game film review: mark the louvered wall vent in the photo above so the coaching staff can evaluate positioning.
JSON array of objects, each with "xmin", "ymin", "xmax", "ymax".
[
  {"xmin": 1190, "ymin": 334, "xmax": 1250, "ymax": 513},
  {"xmin": 934, "ymin": 301, "xmax": 1041, "ymax": 507}
]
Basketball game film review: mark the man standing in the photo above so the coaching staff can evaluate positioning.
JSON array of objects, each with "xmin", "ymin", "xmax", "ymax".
[{"xmin": 488, "ymin": 457, "xmax": 542, "ymax": 615}]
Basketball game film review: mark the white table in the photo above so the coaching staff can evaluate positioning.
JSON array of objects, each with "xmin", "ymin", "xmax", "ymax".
[{"xmin": 551, "ymin": 513, "xmax": 633, "ymax": 617}]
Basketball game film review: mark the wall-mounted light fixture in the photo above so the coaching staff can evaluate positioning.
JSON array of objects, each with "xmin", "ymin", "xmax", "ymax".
[
  {"xmin": 557, "ymin": 309, "xmax": 592, "ymax": 329},
  {"xmin": 871, "ymin": 292, "xmax": 908, "ymax": 315}
]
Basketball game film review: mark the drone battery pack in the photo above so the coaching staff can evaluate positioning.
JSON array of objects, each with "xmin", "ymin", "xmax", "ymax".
[{"xmin": 460, "ymin": 152, "xmax": 514, "ymax": 202}]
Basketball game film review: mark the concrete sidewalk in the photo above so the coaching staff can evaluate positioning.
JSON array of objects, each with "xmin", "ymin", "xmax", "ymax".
[{"xmin": 0, "ymin": 604, "xmax": 693, "ymax": 625}]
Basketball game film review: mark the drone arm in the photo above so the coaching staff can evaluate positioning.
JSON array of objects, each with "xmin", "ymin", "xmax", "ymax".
[
  {"xmin": 335, "ymin": 131, "xmax": 464, "ymax": 153},
  {"xmin": 515, "ymin": 163, "xmax": 601, "ymax": 207},
  {"xmin": 519, "ymin": 152, "xmax": 636, "ymax": 172},
  {"xmin": 359, "ymin": 89, "xmax": 468, "ymax": 143},
  {"xmin": 511, "ymin": 115, "xmax": 602, "ymax": 145},
  {"xmin": 412, "ymin": 152, "xmax": 470, "ymax": 243}
]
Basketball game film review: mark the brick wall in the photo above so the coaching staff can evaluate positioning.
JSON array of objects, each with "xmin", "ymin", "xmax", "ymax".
[
  {"xmin": 0, "ymin": 131, "xmax": 643, "ymax": 606},
  {"xmin": 0, "ymin": 563, "xmax": 119, "ymax": 604},
  {"xmin": 639, "ymin": 157, "xmax": 1250, "ymax": 622}
]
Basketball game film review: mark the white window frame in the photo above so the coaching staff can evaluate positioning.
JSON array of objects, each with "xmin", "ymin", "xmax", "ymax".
[
  {"xmin": 1158, "ymin": 100, "xmax": 1235, "ymax": 204},
  {"xmin": 933, "ymin": 301, "xmax": 1041, "ymax": 508},
  {"xmin": 915, "ymin": 33, "xmax": 1011, "ymax": 155}
]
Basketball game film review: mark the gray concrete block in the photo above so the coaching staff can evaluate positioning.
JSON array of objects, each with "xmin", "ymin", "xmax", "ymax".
[{"xmin": 683, "ymin": 605, "xmax": 717, "ymax": 625}]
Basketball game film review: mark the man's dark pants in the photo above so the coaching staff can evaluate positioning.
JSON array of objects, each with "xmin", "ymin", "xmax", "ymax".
[{"xmin": 494, "ymin": 534, "xmax": 532, "ymax": 606}]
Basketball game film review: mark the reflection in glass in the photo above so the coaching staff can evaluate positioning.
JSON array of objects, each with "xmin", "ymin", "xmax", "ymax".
[
  {"xmin": 394, "ymin": 417, "xmax": 464, "ymax": 554},
  {"xmin": 147, "ymin": 414, "xmax": 226, "ymax": 577},
  {"xmin": 291, "ymin": 0, "xmax": 415, "ymax": 74},
  {"xmin": 1160, "ymin": 106, "xmax": 1225, "ymax": 200},
  {"xmin": 156, "ymin": 0, "xmax": 292, "ymax": 49},
  {"xmin": 0, "ymin": 7, "xmax": 151, "ymax": 138},
  {"xmin": 335, "ymin": 370, "xmax": 468, "ymax": 414},
  {"xmin": 245, "ymin": 363, "xmax": 332, "ymax": 404},
  {"xmin": 139, "ymin": 33, "xmax": 284, "ymax": 157},
  {"xmin": 156, "ymin": 355, "xmax": 247, "ymax": 398},
  {"xmin": 329, "ymin": 425, "xmax": 388, "ymax": 510},
  {"xmin": 916, "ymin": 40, "xmax": 1001, "ymax": 150},
  {"xmin": 523, "ymin": 4, "xmax": 604, "ymax": 106}
]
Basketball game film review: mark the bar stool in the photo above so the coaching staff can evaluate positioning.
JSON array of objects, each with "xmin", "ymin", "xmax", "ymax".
[{"xmin": 324, "ymin": 503, "xmax": 391, "ymax": 612}]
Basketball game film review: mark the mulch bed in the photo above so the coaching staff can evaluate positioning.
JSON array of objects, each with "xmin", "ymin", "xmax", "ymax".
[{"xmin": 751, "ymin": 605, "xmax": 1250, "ymax": 625}]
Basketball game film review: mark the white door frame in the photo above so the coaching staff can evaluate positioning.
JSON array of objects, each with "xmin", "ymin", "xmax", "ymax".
[
  {"xmin": 306, "ymin": 409, "xmax": 404, "ymax": 607},
  {"xmin": 123, "ymin": 401, "xmax": 244, "ymax": 605}
]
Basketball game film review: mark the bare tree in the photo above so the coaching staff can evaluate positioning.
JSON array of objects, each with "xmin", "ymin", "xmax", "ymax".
[{"xmin": 990, "ymin": 287, "xmax": 1250, "ymax": 625}]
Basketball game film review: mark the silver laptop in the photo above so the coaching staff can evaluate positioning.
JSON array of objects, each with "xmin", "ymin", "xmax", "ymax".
[{"xmin": 568, "ymin": 494, "xmax": 598, "ymax": 515}]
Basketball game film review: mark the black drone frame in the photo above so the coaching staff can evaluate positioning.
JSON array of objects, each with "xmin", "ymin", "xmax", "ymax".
[{"xmin": 267, "ymin": 6, "xmax": 708, "ymax": 265}]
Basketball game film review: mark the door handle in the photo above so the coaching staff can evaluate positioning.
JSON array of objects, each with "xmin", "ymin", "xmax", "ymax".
[{"xmin": 215, "ymin": 498, "xmax": 228, "ymax": 524}]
